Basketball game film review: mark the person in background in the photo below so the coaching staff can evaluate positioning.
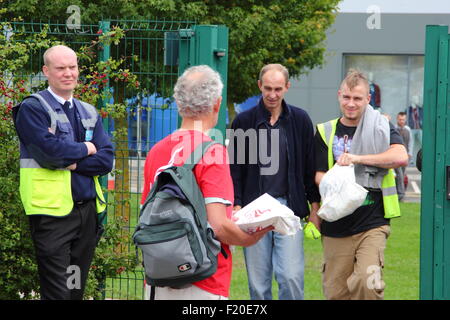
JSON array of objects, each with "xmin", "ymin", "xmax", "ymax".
[
  {"xmin": 406, "ymin": 95, "xmax": 423, "ymax": 166},
  {"xmin": 394, "ymin": 111, "xmax": 412, "ymax": 200}
]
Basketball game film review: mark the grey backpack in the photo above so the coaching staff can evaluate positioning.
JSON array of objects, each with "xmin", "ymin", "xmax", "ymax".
[{"xmin": 133, "ymin": 141, "xmax": 223, "ymax": 288}]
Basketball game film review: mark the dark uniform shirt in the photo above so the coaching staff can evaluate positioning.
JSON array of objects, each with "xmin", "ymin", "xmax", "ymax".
[{"xmin": 259, "ymin": 111, "xmax": 289, "ymax": 198}]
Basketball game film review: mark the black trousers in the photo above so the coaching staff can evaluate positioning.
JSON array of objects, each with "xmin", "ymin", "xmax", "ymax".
[{"xmin": 29, "ymin": 200, "xmax": 99, "ymax": 300}]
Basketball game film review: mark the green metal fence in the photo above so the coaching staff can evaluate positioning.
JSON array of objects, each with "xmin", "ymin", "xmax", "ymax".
[
  {"xmin": 6, "ymin": 19, "xmax": 195, "ymax": 300},
  {"xmin": 99, "ymin": 20, "xmax": 197, "ymax": 300},
  {"xmin": 7, "ymin": 18, "xmax": 228, "ymax": 299}
]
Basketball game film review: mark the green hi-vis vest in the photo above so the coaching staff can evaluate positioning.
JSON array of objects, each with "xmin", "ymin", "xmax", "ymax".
[
  {"xmin": 18, "ymin": 93, "xmax": 106, "ymax": 217},
  {"xmin": 317, "ymin": 118, "xmax": 401, "ymax": 219}
]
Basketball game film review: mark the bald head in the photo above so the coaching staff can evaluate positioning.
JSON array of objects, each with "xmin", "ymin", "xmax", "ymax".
[
  {"xmin": 43, "ymin": 45, "xmax": 77, "ymax": 66},
  {"xmin": 42, "ymin": 45, "xmax": 79, "ymax": 100}
]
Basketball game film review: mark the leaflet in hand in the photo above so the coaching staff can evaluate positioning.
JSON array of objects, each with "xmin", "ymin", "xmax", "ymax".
[{"xmin": 233, "ymin": 193, "xmax": 302, "ymax": 236}]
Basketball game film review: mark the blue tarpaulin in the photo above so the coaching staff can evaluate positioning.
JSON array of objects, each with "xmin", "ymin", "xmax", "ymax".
[
  {"xmin": 234, "ymin": 95, "xmax": 261, "ymax": 114},
  {"xmin": 126, "ymin": 94, "xmax": 178, "ymax": 152}
]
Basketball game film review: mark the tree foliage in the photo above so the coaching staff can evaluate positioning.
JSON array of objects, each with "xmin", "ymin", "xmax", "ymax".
[
  {"xmin": 0, "ymin": 76, "xmax": 39, "ymax": 299},
  {"xmin": 3, "ymin": 0, "xmax": 340, "ymax": 104}
]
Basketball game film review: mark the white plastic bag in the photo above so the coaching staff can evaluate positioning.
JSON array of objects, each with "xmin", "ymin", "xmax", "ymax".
[
  {"xmin": 317, "ymin": 164, "xmax": 368, "ymax": 222},
  {"xmin": 234, "ymin": 193, "xmax": 302, "ymax": 236}
]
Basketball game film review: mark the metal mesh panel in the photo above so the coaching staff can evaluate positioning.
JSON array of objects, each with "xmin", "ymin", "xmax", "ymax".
[{"xmin": 6, "ymin": 19, "xmax": 195, "ymax": 299}]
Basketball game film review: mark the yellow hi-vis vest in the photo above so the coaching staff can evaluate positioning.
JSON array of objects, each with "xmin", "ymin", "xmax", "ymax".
[
  {"xmin": 19, "ymin": 165, "xmax": 106, "ymax": 216},
  {"xmin": 18, "ymin": 93, "xmax": 106, "ymax": 217},
  {"xmin": 316, "ymin": 118, "xmax": 401, "ymax": 219}
]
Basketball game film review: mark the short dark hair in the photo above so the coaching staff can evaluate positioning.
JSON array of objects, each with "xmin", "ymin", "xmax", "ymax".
[{"xmin": 397, "ymin": 111, "xmax": 407, "ymax": 117}]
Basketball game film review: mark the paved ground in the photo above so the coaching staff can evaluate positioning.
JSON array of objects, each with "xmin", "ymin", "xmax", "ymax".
[{"xmin": 402, "ymin": 166, "xmax": 421, "ymax": 203}]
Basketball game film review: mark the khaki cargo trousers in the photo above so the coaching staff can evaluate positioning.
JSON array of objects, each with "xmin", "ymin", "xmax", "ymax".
[{"xmin": 322, "ymin": 225, "xmax": 390, "ymax": 300}]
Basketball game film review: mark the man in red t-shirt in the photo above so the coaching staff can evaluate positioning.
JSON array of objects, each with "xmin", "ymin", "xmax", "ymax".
[{"xmin": 141, "ymin": 65, "xmax": 272, "ymax": 299}]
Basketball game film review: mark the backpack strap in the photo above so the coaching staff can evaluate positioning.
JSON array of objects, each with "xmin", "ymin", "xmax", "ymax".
[
  {"xmin": 183, "ymin": 140, "xmax": 219, "ymax": 171},
  {"xmin": 149, "ymin": 286, "xmax": 156, "ymax": 300},
  {"xmin": 141, "ymin": 140, "xmax": 219, "ymax": 212}
]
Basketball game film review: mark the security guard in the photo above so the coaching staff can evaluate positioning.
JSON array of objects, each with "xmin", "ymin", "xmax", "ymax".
[{"xmin": 13, "ymin": 45, "xmax": 113, "ymax": 300}]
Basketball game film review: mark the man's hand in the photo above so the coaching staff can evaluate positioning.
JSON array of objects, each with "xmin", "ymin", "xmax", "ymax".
[
  {"xmin": 232, "ymin": 205, "xmax": 242, "ymax": 222},
  {"xmin": 66, "ymin": 163, "xmax": 77, "ymax": 171},
  {"xmin": 336, "ymin": 144, "xmax": 408, "ymax": 169},
  {"xmin": 84, "ymin": 142, "xmax": 97, "ymax": 156},
  {"xmin": 243, "ymin": 225, "xmax": 274, "ymax": 246},
  {"xmin": 308, "ymin": 202, "xmax": 322, "ymax": 231},
  {"xmin": 337, "ymin": 152, "xmax": 360, "ymax": 166},
  {"xmin": 207, "ymin": 202, "xmax": 272, "ymax": 247}
]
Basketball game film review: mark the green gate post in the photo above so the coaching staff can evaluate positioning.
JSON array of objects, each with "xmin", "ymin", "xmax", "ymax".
[
  {"xmin": 98, "ymin": 20, "xmax": 111, "ymax": 193},
  {"xmin": 178, "ymin": 25, "xmax": 229, "ymax": 143},
  {"xmin": 97, "ymin": 20, "xmax": 111, "ymax": 300},
  {"xmin": 98, "ymin": 21, "xmax": 111, "ymax": 133},
  {"xmin": 420, "ymin": 25, "xmax": 450, "ymax": 300}
]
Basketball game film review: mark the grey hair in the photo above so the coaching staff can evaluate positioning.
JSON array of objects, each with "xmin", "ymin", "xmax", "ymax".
[{"xmin": 173, "ymin": 65, "xmax": 223, "ymax": 118}]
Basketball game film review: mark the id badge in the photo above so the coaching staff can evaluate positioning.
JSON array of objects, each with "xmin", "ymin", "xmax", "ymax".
[{"xmin": 85, "ymin": 129, "xmax": 93, "ymax": 142}]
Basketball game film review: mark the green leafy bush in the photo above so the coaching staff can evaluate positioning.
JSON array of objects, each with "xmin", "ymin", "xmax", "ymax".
[{"xmin": 0, "ymin": 24, "xmax": 45, "ymax": 298}]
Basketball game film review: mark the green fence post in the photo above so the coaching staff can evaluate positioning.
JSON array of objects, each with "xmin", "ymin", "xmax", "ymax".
[
  {"xmin": 214, "ymin": 25, "xmax": 229, "ymax": 141},
  {"xmin": 97, "ymin": 19, "xmax": 111, "ymax": 300},
  {"xmin": 177, "ymin": 25, "xmax": 229, "ymax": 143},
  {"xmin": 98, "ymin": 20, "xmax": 111, "ymax": 132},
  {"xmin": 420, "ymin": 25, "xmax": 450, "ymax": 300},
  {"xmin": 98, "ymin": 20, "xmax": 111, "ymax": 197}
]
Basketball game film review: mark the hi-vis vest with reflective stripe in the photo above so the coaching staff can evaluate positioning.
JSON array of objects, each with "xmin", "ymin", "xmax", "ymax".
[
  {"xmin": 18, "ymin": 92, "xmax": 106, "ymax": 217},
  {"xmin": 317, "ymin": 118, "xmax": 401, "ymax": 219}
]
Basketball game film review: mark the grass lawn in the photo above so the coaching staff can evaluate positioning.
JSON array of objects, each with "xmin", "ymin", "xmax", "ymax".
[
  {"xmin": 104, "ymin": 199, "xmax": 419, "ymax": 300},
  {"xmin": 229, "ymin": 202, "xmax": 420, "ymax": 300}
]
